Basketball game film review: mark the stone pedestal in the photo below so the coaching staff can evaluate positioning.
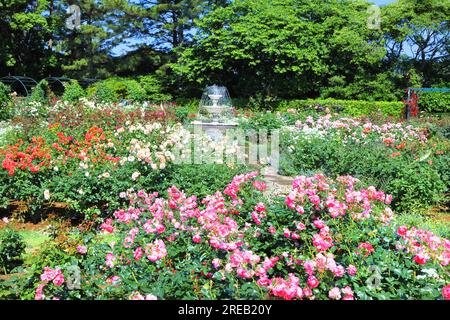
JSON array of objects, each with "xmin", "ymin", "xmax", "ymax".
[{"xmin": 191, "ymin": 121, "xmax": 238, "ymax": 141}]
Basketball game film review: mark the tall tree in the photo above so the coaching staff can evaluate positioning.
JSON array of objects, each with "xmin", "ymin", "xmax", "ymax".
[
  {"xmin": 0, "ymin": 0, "xmax": 58, "ymax": 78},
  {"xmin": 54, "ymin": 0, "xmax": 128, "ymax": 78},
  {"xmin": 174, "ymin": 0, "xmax": 386, "ymax": 98},
  {"xmin": 382, "ymin": 0, "xmax": 450, "ymax": 86}
]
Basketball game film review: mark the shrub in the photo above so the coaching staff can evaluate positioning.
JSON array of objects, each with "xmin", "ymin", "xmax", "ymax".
[
  {"xmin": 139, "ymin": 75, "xmax": 172, "ymax": 102},
  {"xmin": 277, "ymin": 99, "xmax": 403, "ymax": 117},
  {"xmin": 29, "ymin": 80, "xmax": 51, "ymax": 104},
  {"xmin": 26, "ymin": 172, "xmax": 450, "ymax": 300},
  {"xmin": 88, "ymin": 78, "xmax": 169, "ymax": 103},
  {"xmin": 62, "ymin": 80, "xmax": 86, "ymax": 104},
  {"xmin": 88, "ymin": 79, "xmax": 121, "ymax": 103},
  {"xmin": 0, "ymin": 229, "xmax": 26, "ymax": 274},
  {"xmin": 279, "ymin": 115, "xmax": 449, "ymax": 211},
  {"xmin": 420, "ymin": 92, "xmax": 450, "ymax": 114},
  {"xmin": 0, "ymin": 82, "xmax": 12, "ymax": 121}
]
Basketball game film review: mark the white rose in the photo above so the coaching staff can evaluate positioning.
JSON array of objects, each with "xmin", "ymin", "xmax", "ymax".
[
  {"xmin": 44, "ymin": 189, "xmax": 51, "ymax": 200},
  {"xmin": 131, "ymin": 172, "xmax": 140, "ymax": 181}
]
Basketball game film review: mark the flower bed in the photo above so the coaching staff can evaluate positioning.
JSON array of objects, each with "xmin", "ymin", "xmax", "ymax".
[
  {"xmin": 0, "ymin": 117, "xmax": 242, "ymax": 217},
  {"xmin": 26, "ymin": 172, "xmax": 449, "ymax": 300},
  {"xmin": 280, "ymin": 115, "xmax": 450, "ymax": 211}
]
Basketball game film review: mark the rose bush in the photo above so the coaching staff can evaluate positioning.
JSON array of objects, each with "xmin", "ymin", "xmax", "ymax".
[
  {"xmin": 280, "ymin": 115, "xmax": 449, "ymax": 211},
  {"xmin": 0, "ymin": 117, "xmax": 243, "ymax": 218},
  {"xmin": 25, "ymin": 171, "xmax": 449, "ymax": 300}
]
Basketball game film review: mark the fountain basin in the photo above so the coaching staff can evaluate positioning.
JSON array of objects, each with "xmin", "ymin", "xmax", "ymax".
[{"xmin": 192, "ymin": 120, "xmax": 238, "ymax": 141}]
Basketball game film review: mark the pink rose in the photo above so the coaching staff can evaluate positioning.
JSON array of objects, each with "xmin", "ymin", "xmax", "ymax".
[
  {"xmin": 192, "ymin": 234, "xmax": 202, "ymax": 243},
  {"xmin": 253, "ymin": 180, "xmax": 267, "ymax": 191},
  {"xmin": 307, "ymin": 275, "xmax": 319, "ymax": 289},
  {"xmin": 413, "ymin": 253, "xmax": 429, "ymax": 265},
  {"xmin": 442, "ymin": 284, "xmax": 450, "ymax": 300},
  {"xmin": 347, "ymin": 264, "xmax": 357, "ymax": 276},
  {"xmin": 52, "ymin": 272, "xmax": 65, "ymax": 286},
  {"xmin": 328, "ymin": 287, "xmax": 341, "ymax": 300},
  {"xmin": 254, "ymin": 202, "xmax": 266, "ymax": 212},
  {"xmin": 397, "ymin": 226, "xmax": 408, "ymax": 237},
  {"xmin": 105, "ymin": 253, "xmax": 116, "ymax": 268},
  {"xmin": 134, "ymin": 247, "xmax": 143, "ymax": 261},
  {"xmin": 77, "ymin": 245, "xmax": 87, "ymax": 254}
]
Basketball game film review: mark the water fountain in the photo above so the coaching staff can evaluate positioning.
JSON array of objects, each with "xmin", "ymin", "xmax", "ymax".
[{"xmin": 192, "ymin": 85, "xmax": 238, "ymax": 141}]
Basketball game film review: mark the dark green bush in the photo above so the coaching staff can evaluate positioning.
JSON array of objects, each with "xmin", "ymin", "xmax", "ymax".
[
  {"xmin": 88, "ymin": 77, "xmax": 172, "ymax": 103},
  {"xmin": 88, "ymin": 78, "xmax": 136, "ymax": 102},
  {"xmin": 62, "ymin": 80, "xmax": 86, "ymax": 104},
  {"xmin": 139, "ymin": 75, "xmax": 172, "ymax": 102},
  {"xmin": 0, "ymin": 229, "xmax": 26, "ymax": 274},
  {"xmin": 0, "ymin": 82, "xmax": 12, "ymax": 121}
]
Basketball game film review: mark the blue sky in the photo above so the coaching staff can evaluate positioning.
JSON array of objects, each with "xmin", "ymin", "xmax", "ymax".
[{"xmin": 372, "ymin": 0, "xmax": 396, "ymax": 5}]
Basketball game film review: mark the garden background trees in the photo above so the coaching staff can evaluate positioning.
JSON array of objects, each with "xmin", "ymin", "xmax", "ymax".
[{"xmin": 0, "ymin": 0, "xmax": 448, "ymax": 100}]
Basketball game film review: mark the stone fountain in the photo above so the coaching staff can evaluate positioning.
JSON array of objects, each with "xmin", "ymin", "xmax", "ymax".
[{"xmin": 192, "ymin": 85, "xmax": 238, "ymax": 141}]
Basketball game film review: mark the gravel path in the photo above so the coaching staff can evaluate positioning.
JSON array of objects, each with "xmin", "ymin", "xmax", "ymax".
[{"xmin": 262, "ymin": 165, "xmax": 294, "ymax": 197}]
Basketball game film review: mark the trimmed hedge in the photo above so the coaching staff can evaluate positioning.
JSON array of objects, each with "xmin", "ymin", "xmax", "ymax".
[
  {"xmin": 277, "ymin": 99, "xmax": 403, "ymax": 117},
  {"xmin": 420, "ymin": 92, "xmax": 450, "ymax": 113},
  {"xmin": 87, "ymin": 77, "xmax": 172, "ymax": 103},
  {"xmin": 175, "ymin": 98, "xmax": 404, "ymax": 118}
]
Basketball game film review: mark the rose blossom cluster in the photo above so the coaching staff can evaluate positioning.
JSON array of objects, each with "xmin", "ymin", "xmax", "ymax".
[
  {"xmin": 117, "ymin": 122, "xmax": 240, "ymax": 169},
  {"xmin": 396, "ymin": 225, "xmax": 450, "ymax": 266},
  {"xmin": 285, "ymin": 173, "xmax": 393, "ymax": 226},
  {"xmin": 94, "ymin": 171, "xmax": 397, "ymax": 300},
  {"xmin": 35, "ymin": 267, "xmax": 65, "ymax": 300},
  {"xmin": 292, "ymin": 114, "xmax": 427, "ymax": 145},
  {"xmin": 37, "ymin": 171, "xmax": 448, "ymax": 300}
]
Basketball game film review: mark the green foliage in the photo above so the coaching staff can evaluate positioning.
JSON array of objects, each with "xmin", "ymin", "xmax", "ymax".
[
  {"xmin": 0, "ymin": 229, "xmax": 26, "ymax": 274},
  {"xmin": 62, "ymin": 80, "xmax": 86, "ymax": 104},
  {"xmin": 29, "ymin": 80, "xmax": 50, "ymax": 104},
  {"xmin": 279, "ymin": 120, "xmax": 450, "ymax": 212},
  {"xmin": 175, "ymin": 0, "xmax": 386, "ymax": 98},
  {"xmin": 139, "ymin": 75, "xmax": 172, "ymax": 102},
  {"xmin": 279, "ymin": 99, "xmax": 403, "ymax": 117},
  {"xmin": 88, "ymin": 81, "xmax": 118, "ymax": 103},
  {"xmin": 88, "ymin": 77, "xmax": 171, "ymax": 103},
  {"xmin": 420, "ymin": 92, "xmax": 450, "ymax": 114},
  {"xmin": 0, "ymin": 82, "xmax": 12, "ymax": 121}
]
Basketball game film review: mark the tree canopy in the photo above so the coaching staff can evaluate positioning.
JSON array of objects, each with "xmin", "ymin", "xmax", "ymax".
[{"xmin": 0, "ymin": 0, "xmax": 448, "ymax": 100}]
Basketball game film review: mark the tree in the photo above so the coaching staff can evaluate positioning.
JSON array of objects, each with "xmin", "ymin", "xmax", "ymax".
[
  {"xmin": 174, "ymin": 0, "xmax": 386, "ymax": 98},
  {"xmin": 0, "ymin": 0, "xmax": 58, "ymax": 78},
  {"xmin": 382, "ymin": 0, "xmax": 450, "ymax": 87},
  {"xmin": 54, "ymin": 0, "xmax": 128, "ymax": 78}
]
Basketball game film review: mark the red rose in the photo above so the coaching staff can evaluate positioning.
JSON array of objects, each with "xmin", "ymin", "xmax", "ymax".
[{"xmin": 397, "ymin": 226, "xmax": 408, "ymax": 237}]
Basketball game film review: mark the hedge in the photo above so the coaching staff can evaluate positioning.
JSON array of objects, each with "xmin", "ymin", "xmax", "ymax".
[
  {"xmin": 419, "ymin": 92, "xmax": 450, "ymax": 113},
  {"xmin": 277, "ymin": 99, "xmax": 403, "ymax": 117}
]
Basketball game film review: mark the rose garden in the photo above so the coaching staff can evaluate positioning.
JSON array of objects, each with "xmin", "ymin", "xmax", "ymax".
[{"xmin": 0, "ymin": 0, "xmax": 449, "ymax": 301}]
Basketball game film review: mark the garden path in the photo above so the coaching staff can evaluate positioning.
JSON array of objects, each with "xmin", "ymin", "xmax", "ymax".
[{"xmin": 262, "ymin": 165, "xmax": 293, "ymax": 197}]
